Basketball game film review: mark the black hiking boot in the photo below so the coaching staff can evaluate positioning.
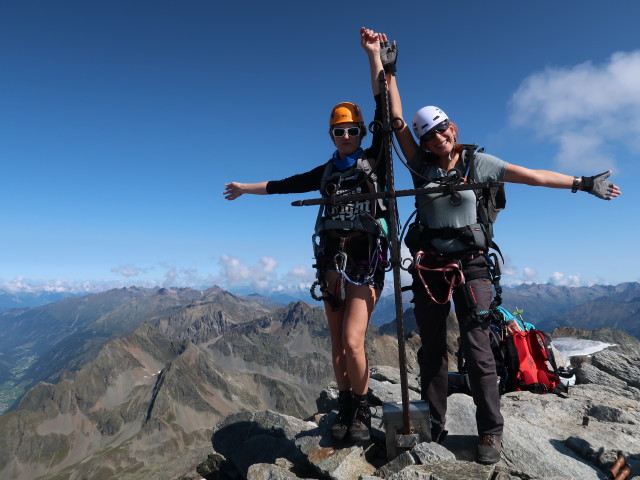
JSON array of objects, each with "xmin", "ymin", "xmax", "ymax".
[
  {"xmin": 431, "ymin": 426, "xmax": 448, "ymax": 444},
  {"xmin": 330, "ymin": 391, "xmax": 352, "ymax": 441},
  {"xmin": 349, "ymin": 393, "xmax": 371, "ymax": 442},
  {"xmin": 430, "ymin": 417, "xmax": 447, "ymax": 444},
  {"xmin": 476, "ymin": 434, "xmax": 502, "ymax": 464}
]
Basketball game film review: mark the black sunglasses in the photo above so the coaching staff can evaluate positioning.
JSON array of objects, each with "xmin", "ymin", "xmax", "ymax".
[
  {"xmin": 332, "ymin": 126, "xmax": 361, "ymax": 137},
  {"xmin": 421, "ymin": 121, "xmax": 450, "ymax": 142}
]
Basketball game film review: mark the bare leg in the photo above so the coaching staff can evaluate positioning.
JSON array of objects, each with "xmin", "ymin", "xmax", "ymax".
[
  {"xmin": 323, "ymin": 272, "xmax": 380, "ymax": 393},
  {"xmin": 342, "ymin": 282, "xmax": 379, "ymax": 395},
  {"xmin": 324, "ymin": 271, "xmax": 349, "ymax": 391}
]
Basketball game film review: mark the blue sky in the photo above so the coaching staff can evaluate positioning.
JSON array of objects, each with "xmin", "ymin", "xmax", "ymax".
[{"xmin": 1, "ymin": 0, "xmax": 639, "ymax": 296}]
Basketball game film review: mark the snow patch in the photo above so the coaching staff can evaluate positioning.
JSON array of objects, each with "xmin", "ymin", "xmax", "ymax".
[{"xmin": 552, "ymin": 337, "xmax": 615, "ymax": 358}]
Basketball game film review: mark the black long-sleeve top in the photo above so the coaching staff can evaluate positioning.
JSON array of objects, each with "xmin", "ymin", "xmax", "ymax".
[{"xmin": 266, "ymin": 94, "xmax": 386, "ymax": 195}]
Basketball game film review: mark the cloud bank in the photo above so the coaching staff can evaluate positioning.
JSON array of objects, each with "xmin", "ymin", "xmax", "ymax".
[{"xmin": 216, "ymin": 255, "xmax": 315, "ymax": 296}]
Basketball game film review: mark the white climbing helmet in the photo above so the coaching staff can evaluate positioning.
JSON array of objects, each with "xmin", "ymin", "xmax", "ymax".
[{"xmin": 412, "ymin": 106, "xmax": 449, "ymax": 139}]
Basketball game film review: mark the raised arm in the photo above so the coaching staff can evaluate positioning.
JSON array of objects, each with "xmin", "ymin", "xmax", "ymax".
[
  {"xmin": 223, "ymin": 181, "xmax": 268, "ymax": 200},
  {"xmin": 360, "ymin": 27, "xmax": 384, "ymax": 96},
  {"xmin": 504, "ymin": 165, "xmax": 621, "ymax": 200},
  {"xmin": 387, "ymin": 71, "xmax": 420, "ymax": 162},
  {"xmin": 373, "ymin": 32, "xmax": 420, "ymax": 162}
]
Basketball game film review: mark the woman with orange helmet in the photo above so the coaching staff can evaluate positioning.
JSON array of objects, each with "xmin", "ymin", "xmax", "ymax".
[
  {"xmin": 361, "ymin": 27, "xmax": 621, "ymax": 465},
  {"xmin": 224, "ymin": 30, "xmax": 391, "ymax": 443}
]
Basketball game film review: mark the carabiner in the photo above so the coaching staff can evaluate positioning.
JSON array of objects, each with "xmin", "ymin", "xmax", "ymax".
[{"xmin": 334, "ymin": 251, "xmax": 348, "ymax": 273}]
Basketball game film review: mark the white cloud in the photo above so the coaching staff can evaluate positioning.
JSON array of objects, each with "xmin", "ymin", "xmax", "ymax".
[
  {"xmin": 217, "ymin": 255, "xmax": 279, "ymax": 292},
  {"xmin": 509, "ymin": 50, "xmax": 640, "ymax": 170},
  {"xmin": 548, "ymin": 271, "xmax": 581, "ymax": 287},
  {"xmin": 523, "ymin": 267, "xmax": 537, "ymax": 282},
  {"xmin": 0, "ymin": 276, "xmax": 111, "ymax": 294},
  {"xmin": 284, "ymin": 264, "xmax": 315, "ymax": 285},
  {"xmin": 163, "ymin": 267, "xmax": 178, "ymax": 287},
  {"xmin": 111, "ymin": 265, "xmax": 151, "ymax": 277},
  {"xmin": 495, "ymin": 255, "xmax": 520, "ymax": 286},
  {"xmin": 499, "ymin": 257, "xmax": 539, "ymax": 286}
]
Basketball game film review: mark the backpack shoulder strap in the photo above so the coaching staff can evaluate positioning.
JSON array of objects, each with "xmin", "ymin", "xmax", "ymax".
[
  {"xmin": 460, "ymin": 144, "xmax": 480, "ymax": 182},
  {"xmin": 463, "ymin": 145, "xmax": 506, "ymax": 260},
  {"xmin": 319, "ymin": 159, "xmax": 334, "ymax": 196},
  {"xmin": 357, "ymin": 156, "xmax": 386, "ymax": 213},
  {"xmin": 315, "ymin": 159, "xmax": 334, "ymax": 234},
  {"xmin": 357, "ymin": 156, "xmax": 377, "ymax": 182}
]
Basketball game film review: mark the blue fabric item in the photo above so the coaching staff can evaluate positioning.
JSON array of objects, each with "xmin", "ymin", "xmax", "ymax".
[
  {"xmin": 496, "ymin": 306, "xmax": 535, "ymax": 331},
  {"xmin": 496, "ymin": 306, "xmax": 515, "ymax": 322},
  {"xmin": 332, "ymin": 148, "xmax": 363, "ymax": 171}
]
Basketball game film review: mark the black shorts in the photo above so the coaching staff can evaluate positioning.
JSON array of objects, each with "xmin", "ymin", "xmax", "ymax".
[{"xmin": 315, "ymin": 231, "xmax": 387, "ymax": 290}]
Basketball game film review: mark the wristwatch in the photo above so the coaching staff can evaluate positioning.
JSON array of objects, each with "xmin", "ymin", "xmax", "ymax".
[{"xmin": 571, "ymin": 176, "xmax": 582, "ymax": 193}]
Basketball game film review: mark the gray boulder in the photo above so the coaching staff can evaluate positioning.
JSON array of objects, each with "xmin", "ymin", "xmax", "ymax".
[
  {"xmin": 387, "ymin": 461, "xmax": 496, "ymax": 480},
  {"xmin": 294, "ymin": 414, "xmax": 377, "ymax": 480},
  {"xmin": 411, "ymin": 442, "xmax": 457, "ymax": 464},
  {"xmin": 247, "ymin": 463, "xmax": 313, "ymax": 480},
  {"xmin": 374, "ymin": 451, "xmax": 416, "ymax": 478},
  {"xmin": 591, "ymin": 349, "xmax": 640, "ymax": 388},
  {"xmin": 575, "ymin": 361, "xmax": 628, "ymax": 388},
  {"xmin": 212, "ymin": 410, "xmax": 317, "ymax": 478}
]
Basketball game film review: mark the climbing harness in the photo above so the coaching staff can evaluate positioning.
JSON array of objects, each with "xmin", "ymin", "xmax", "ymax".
[
  {"xmin": 310, "ymin": 229, "xmax": 388, "ymax": 311},
  {"xmin": 412, "ymin": 250, "xmax": 465, "ymax": 305}
]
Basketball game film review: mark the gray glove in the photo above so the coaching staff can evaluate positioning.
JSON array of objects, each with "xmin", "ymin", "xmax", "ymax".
[
  {"xmin": 582, "ymin": 171, "xmax": 615, "ymax": 200},
  {"xmin": 380, "ymin": 41, "xmax": 397, "ymax": 75}
]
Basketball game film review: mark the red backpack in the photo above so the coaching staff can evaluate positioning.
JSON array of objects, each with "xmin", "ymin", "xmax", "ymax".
[{"xmin": 506, "ymin": 329, "xmax": 567, "ymax": 395}]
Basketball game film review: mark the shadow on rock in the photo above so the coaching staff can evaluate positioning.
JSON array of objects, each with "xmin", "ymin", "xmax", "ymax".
[
  {"xmin": 440, "ymin": 434, "xmax": 478, "ymax": 462},
  {"xmin": 212, "ymin": 412, "xmax": 318, "ymax": 479}
]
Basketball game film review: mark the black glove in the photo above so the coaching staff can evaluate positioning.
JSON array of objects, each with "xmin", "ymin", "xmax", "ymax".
[
  {"xmin": 582, "ymin": 171, "xmax": 615, "ymax": 200},
  {"xmin": 380, "ymin": 41, "xmax": 397, "ymax": 75}
]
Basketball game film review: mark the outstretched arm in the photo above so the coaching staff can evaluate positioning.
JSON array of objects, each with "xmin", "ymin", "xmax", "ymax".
[
  {"xmin": 504, "ymin": 165, "xmax": 621, "ymax": 200},
  {"xmin": 223, "ymin": 181, "xmax": 268, "ymax": 200}
]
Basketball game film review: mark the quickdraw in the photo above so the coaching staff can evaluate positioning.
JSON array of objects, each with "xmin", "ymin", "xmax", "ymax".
[
  {"xmin": 310, "ymin": 233, "xmax": 336, "ymax": 308},
  {"xmin": 413, "ymin": 250, "xmax": 465, "ymax": 305}
]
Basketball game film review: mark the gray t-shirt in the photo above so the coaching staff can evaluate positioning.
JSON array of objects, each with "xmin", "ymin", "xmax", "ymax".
[{"xmin": 409, "ymin": 150, "xmax": 507, "ymax": 253}]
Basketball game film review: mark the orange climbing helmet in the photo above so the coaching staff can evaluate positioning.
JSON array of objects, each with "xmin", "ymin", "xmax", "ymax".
[{"xmin": 329, "ymin": 102, "xmax": 365, "ymax": 126}]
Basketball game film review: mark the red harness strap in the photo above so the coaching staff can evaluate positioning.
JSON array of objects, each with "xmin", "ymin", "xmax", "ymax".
[{"xmin": 414, "ymin": 250, "xmax": 466, "ymax": 304}]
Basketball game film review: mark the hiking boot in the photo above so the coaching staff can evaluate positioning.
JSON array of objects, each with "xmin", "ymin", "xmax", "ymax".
[
  {"xmin": 476, "ymin": 434, "xmax": 502, "ymax": 464},
  {"xmin": 431, "ymin": 426, "xmax": 448, "ymax": 444},
  {"xmin": 330, "ymin": 391, "xmax": 352, "ymax": 441},
  {"xmin": 349, "ymin": 393, "xmax": 371, "ymax": 442}
]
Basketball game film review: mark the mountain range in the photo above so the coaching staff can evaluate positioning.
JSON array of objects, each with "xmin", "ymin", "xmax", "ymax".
[
  {"xmin": 0, "ymin": 289, "xmax": 79, "ymax": 314},
  {"xmin": 371, "ymin": 281, "xmax": 640, "ymax": 336},
  {"xmin": 0, "ymin": 287, "xmax": 338, "ymax": 479},
  {"xmin": 0, "ymin": 282, "xmax": 638, "ymax": 479}
]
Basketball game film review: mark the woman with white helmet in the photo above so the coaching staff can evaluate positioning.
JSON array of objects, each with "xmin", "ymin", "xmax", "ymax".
[
  {"xmin": 360, "ymin": 27, "xmax": 621, "ymax": 465},
  {"xmin": 224, "ymin": 30, "xmax": 392, "ymax": 443}
]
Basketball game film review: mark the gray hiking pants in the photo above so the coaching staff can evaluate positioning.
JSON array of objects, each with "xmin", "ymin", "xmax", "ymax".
[{"xmin": 411, "ymin": 253, "xmax": 504, "ymax": 437}]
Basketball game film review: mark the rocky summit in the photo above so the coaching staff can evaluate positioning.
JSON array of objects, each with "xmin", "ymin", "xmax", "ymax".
[{"xmin": 199, "ymin": 340, "xmax": 640, "ymax": 480}]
